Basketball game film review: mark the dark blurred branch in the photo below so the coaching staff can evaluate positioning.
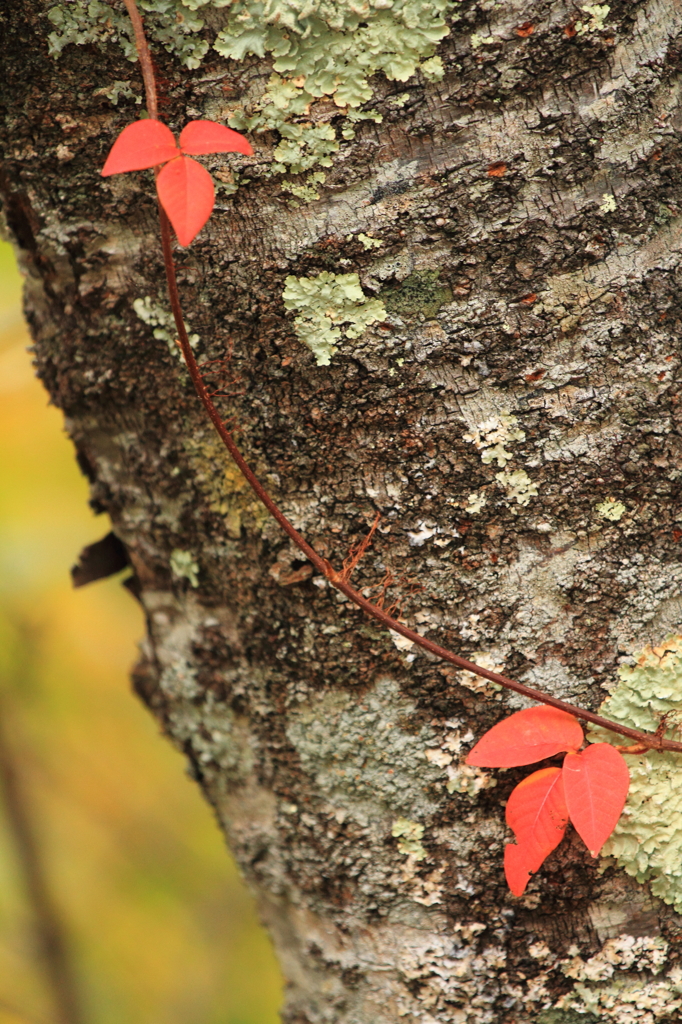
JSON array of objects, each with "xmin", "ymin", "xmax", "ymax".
[
  {"xmin": 0, "ymin": 625, "xmax": 85, "ymax": 1024},
  {"xmin": 0, "ymin": 994, "xmax": 53, "ymax": 1024}
]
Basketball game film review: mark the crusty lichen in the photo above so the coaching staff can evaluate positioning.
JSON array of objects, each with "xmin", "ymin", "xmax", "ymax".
[
  {"xmin": 283, "ymin": 271, "xmax": 386, "ymax": 365},
  {"xmin": 556, "ymin": 937, "xmax": 682, "ymax": 1023},
  {"xmin": 286, "ymin": 678, "xmax": 443, "ymax": 820},
  {"xmin": 382, "ymin": 270, "xmax": 452, "ymax": 319},
  {"xmin": 182, "ymin": 430, "xmax": 269, "ymax": 535},
  {"xmin": 590, "ymin": 636, "xmax": 682, "ymax": 910},
  {"xmin": 524, "ymin": 935, "xmax": 682, "ymax": 1023}
]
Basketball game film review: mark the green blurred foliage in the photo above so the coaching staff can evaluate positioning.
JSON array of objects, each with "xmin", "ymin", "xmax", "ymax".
[{"xmin": 0, "ymin": 242, "xmax": 282, "ymax": 1024}]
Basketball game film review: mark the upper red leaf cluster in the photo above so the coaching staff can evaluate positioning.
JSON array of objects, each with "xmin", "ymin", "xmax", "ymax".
[
  {"xmin": 466, "ymin": 706, "xmax": 630, "ymax": 896},
  {"xmin": 101, "ymin": 119, "xmax": 253, "ymax": 247}
]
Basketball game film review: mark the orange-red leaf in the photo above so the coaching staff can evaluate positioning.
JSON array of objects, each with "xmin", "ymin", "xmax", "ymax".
[
  {"xmin": 156, "ymin": 155, "xmax": 215, "ymax": 248},
  {"xmin": 503, "ymin": 768, "xmax": 569, "ymax": 896},
  {"xmin": 504, "ymin": 841, "xmax": 544, "ymax": 896},
  {"xmin": 179, "ymin": 120, "xmax": 253, "ymax": 156},
  {"xmin": 562, "ymin": 744, "xmax": 630, "ymax": 857},
  {"xmin": 101, "ymin": 119, "xmax": 179, "ymax": 176},
  {"xmin": 506, "ymin": 767, "xmax": 569, "ymax": 846},
  {"xmin": 466, "ymin": 706, "xmax": 583, "ymax": 768}
]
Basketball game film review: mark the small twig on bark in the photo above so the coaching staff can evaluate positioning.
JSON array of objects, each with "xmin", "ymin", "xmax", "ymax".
[
  {"xmin": 120, "ymin": 0, "xmax": 682, "ymax": 755},
  {"xmin": 340, "ymin": 512, "xmax": 381, "ymax": 582}
]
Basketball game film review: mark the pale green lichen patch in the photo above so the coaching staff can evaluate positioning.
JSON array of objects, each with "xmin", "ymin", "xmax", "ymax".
[
  {"xmin": 562, "ymin": 972, "xmax": 682, "ymax": 1022},
  {"xmin": 281, "ymin": 171, "xmax": 326, "ymax": 203},
  {"xmin": 596, "ymin": 497, "xmax": 626, "ymax": 521},
  {"xmin": 357, "ymin": 233, "xmax": 383, "ymax": 250},
  {"xmin": 283, "ymin": 272, "xmax": 386, "ymax": 365},
  {"xmin": 599, "ymin": 192, "xmax": 617, "ymax": 214},
  {"xmin": 214, "ymin": 0, "xmax": 452, "ymax": 108},
  {"xmin": 449, "ymin": 653, "xmax": 504, "ymax": 699},
  {"xmin": 270, "ymin": 121, "xmax": 339, "ymax": 175},
  {"xmin": 496, "ymin": 468, "xmax": 538, "ymax": 506},
  {"xmin": 590, "ymin": 636, "xmax": 682, "ymax": 911},
  {"xmin": 470, "ymin": 30, "xmax": 496, "ymax": 49},
  {"xmin": 445, "ymin": 763, "xmax": 496, "ymax": 796},
  {"xmin": 48, "ymin": 0, "xmax": 456, "ymax": 175},
  {"xmin": 465, "ymin": 491, "xmax": 487, "ymax": 514},
  {"xmin": 463, "ymin": 413, "xmax": 525, "ymax": 468},
  {"xmin": 392, "ymin": 817, "xmax": 427, "ymax": 860},
  {"xmin": 93, "ymin": 80, "xmax": 141, "ymax": 105},
  {"xmin": 462, "ymin": 413, "xmax": 538, "ymax": 505},
  {"xmin": 425, "ymin": 723, "xmax": 498, "ymax": 794},
  {"xmin": 537, "ymin": 1011, "xmax": 598, "ymax": 1024},
  {"xmin": 133, "ymin": 296, "xmax": 199, "ymax": 359},
  {"xmin": 227, "ymin": 79, "xmax": 380, "ymax": 172},
  {"xmin": 48, "ymin": 0, "xmax": 211, "ymax": 68},
  {"xmin": 575, "ymin": 3, "xmax": 610, "ymax": 34},
  {"xmin": 170, "ymin": 548, "xmax": 200, "ymax": 587}
]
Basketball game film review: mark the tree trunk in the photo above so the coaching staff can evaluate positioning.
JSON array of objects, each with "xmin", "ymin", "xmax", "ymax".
[{"xmin": 3, "ymin": 1, "xmax": 682, "ymax": 1021}]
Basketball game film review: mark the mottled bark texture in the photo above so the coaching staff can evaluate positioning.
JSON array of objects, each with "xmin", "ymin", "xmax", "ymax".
[{"xmin": 3, "ymin": 1, "xmax": 682, "ymax": 1021}]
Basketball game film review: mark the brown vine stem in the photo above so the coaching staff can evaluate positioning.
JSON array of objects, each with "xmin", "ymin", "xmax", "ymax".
[
  {"xmin": 121, "ymin": 0, "xmax": 158, "ymax": 120},
  {"xmin": 122, "ymin": 0, "xmax": 682, "ymax": 755}
]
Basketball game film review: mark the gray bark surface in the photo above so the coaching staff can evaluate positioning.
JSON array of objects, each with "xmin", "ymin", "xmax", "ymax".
[{"xmin": 2, "ymin": 2, "xmax": 682, "ymax": 1021}]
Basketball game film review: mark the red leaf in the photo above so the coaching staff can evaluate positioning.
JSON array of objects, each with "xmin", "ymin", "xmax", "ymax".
[
  {"xmin": 503, "ymin": 768, "xmax": 569, "ymax": 896},
  {"xmin": 101, "ymin": 119, "xmax": 179, "ymax": 176},
  {"xmin": 179, "ymin": 120, "xmax": 253, "ymax": 157},
  {"xmin": 562, "ymin": 744, "xmax": 630, "ymax": 856},
  {"xmin": 466, "ymin": 706, "xmax": 583, "ymax": 768},
  {"xmin": 506, "ymin": 767, "xmax": 569, "ymax": 846},
  {"xmin": 156, "ymin": 156, "xmax": 215, "ymax": 247},
  {"xmin": 504, "ymin": 841, "xmax": 544, "ymax": 897}
]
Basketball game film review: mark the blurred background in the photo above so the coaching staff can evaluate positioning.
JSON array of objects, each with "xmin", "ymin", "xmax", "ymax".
[{"xmin": 0, "ymin": 241, "xmax": 282, "ymax": 1024}]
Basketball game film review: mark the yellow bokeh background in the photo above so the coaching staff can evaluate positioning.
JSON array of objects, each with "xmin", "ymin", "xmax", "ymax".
[{"xmin": 0, "ymin": 242, "xmax": 282, "ymax": 1024}]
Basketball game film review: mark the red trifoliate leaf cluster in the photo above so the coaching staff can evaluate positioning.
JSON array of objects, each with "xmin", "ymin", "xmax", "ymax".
[
  {"xmin": 102, "ymin": 119, "xmax": 253, "ymax": 247},
  {"xmin": 466, "ymin": 706, "xmax": 630, "ymax": 896}
]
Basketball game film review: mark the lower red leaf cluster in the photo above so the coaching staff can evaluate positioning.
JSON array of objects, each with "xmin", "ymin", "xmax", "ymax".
[{"xmin": 466, "ymin": 707, "xmax": 630, "ymax": 895}]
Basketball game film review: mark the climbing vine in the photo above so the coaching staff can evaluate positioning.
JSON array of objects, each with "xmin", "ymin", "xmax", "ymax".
[{"xmin": 95, "ymin": 0, "xmax": 682, "ymax": 894}]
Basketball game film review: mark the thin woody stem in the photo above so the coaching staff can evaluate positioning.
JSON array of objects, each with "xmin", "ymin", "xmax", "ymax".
[
  {"xmin": 123, "ymin": 0, "xmax": 682, "ymax": 755},
  {"xmin": 121, "ymin": 0, "xmax": 158, "ymax": 120}
]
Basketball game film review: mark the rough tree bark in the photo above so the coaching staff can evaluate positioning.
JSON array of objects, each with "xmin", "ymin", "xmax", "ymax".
[{"xmin": 2, "ymin": 1, "xmax": 682, "ymax": 1021}]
